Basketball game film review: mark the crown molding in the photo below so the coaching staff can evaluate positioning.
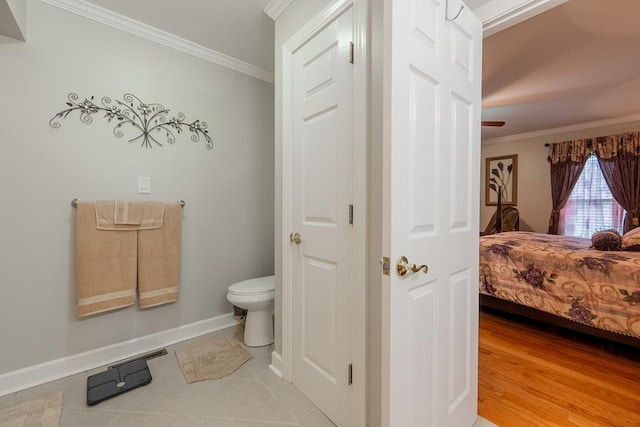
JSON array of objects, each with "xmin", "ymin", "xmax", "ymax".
[
  {"xmin": 38, "ymin": 0, "xmax": 274, "ymax": 83},
  {"xmin": 476, "ymin": 0, "xmax": 568, "ymax": 37},
  {"xmin": 264, "ymin": 0, "xmax": 294, "ymax": 20},
  {"xmin": 483, "ymin": 114, "xmax": 640, "ymax": 145}
]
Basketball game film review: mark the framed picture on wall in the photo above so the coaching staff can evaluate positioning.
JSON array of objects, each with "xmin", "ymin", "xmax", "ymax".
[{"xmin": 485, "ymin": 154, "xmax": 518, "ymax": 206}]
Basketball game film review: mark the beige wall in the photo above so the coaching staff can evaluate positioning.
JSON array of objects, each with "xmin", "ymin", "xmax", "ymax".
[
  {"xmin": 480, "ymin": 119, "xmax": 640, "ymax": 233},
  {"xmin": 0, "ymin": 0, "xmax": 274, "ymax": 376},
  {"xmin": 480, "ymin": 139, "xmax": 550, "ymax": 232}
]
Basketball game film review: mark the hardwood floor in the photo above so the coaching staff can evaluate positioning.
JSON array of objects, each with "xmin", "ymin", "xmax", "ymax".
[{"xmin": 478, "ymin": 309, "xmax": 640, "ymax": 427}]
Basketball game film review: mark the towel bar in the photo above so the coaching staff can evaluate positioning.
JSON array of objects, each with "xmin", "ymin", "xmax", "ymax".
[{"xmin": 71, "ymin": 198, "xmax": 185, "ymax": 207}]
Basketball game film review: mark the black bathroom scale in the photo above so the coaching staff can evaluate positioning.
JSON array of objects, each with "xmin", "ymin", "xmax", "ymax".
[{"xmin": 86, "ymin": 358, "xmax": 152, "ymax": 406}]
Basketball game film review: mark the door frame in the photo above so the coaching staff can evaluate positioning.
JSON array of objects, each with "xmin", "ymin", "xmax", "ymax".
[{"xmin": 280, "ymin": 0, "xmax": 368, "ymax": 425}]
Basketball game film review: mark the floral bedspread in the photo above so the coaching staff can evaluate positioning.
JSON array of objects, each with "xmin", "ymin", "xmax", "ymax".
[{"xmin": 479, "ymin": 232, "xmax": 640, "ymax": 339}]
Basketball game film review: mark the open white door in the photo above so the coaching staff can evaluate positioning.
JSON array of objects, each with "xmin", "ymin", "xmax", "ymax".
[
  {"xmin": 289, "ymin": 5, "xmax": 355, "ymax": 426},
  {"xmin": 381, "ymin": 0, "xmax": 482, "ymax": 426}
]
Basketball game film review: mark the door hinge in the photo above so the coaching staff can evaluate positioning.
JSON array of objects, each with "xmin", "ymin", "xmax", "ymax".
[
  {"xmin": 348, "ymin": 363, "xmax": 353, "ymax": 385},
  {"xmin": 349, "ymin": 41, "xmax": 354, "ymax": 64},
  {"xmin": 349, "ymin": 204, "xmax": 353, "ymax": 225},
  {"xmin": 380, "ymin": 257, "xmax": 390, "ymax": 276}
]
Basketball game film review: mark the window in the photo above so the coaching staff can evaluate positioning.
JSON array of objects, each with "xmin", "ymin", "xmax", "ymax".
[{"xmin": 559, "ymin": 154, "xmax": 624, "ymax": 238}]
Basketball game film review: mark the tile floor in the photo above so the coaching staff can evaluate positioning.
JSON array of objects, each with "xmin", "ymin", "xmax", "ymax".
[{"xmin": 0, "ymin": 325, "xmax": 497, "ymax": 426}]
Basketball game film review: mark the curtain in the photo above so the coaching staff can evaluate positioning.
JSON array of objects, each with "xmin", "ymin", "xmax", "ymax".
[
  {"xmin": 547, "ymin": 139, "xmax": 592, "ymax": 234},
  {"xmin": 595, "ymin": 132, "xmax": 640, "ymax": 233},
  {"xmin": 559, "ymin": 154, "xmax": 624, "ymax": 237}
]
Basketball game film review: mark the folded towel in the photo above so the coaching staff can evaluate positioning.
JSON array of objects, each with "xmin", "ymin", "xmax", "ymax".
[
  {"xmin": 114, "ymin": 200, "xmax": 143, "ymax": 225},
  {"xmin": 137, "ymin": 203, "xmax": 182, "ymax": 308},
  {"xmin": 140, "ymin": 202, "xmax": 165, "ymax": 229},
  {"xmin": 75, "ymin": 201, "xmax": 137, "ymax": 317},
  {"xmin": 96, "ymin": 201, "xmax": 164, "ymax": 230}
]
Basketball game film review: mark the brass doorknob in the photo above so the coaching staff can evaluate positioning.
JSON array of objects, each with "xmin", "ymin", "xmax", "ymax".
[
  {"xmin": 396, "ymin": 256, "xmax": 428, "ymax": 276},
  {"xmin": 290, "ymin": 232, "xmax": 302, "ymax": 244}
]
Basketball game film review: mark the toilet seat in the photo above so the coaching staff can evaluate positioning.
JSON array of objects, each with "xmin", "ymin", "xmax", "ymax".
[{"xmin": 227, "ymin": 276, "xmax": 274, "ymax": 296}]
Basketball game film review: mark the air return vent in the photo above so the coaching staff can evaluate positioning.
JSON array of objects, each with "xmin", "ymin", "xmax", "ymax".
[{"xmin": 109, "ymin": 348, "xmax": 168, "ymax": 369}]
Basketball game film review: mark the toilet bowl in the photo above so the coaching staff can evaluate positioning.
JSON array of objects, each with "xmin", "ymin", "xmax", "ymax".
[{"xmin": 226, "ymin": 275, "xmax": 275, "ymax": 347}]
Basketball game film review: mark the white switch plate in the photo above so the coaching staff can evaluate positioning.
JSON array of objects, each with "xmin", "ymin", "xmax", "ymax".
[{"xmin": 138, "ymin": 176, "xmax": 151, "ymax": 194}]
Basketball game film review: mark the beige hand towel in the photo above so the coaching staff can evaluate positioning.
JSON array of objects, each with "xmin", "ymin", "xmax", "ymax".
[
  {"xmin": 96, "ymin": 201, "xmax": 164, "ymax": 230},
  {"xmin": 114, "ymin": 200, "xmax": 143, "ymax": 225},
  {"xmin": 75, "ymin": 201, "xmax": 137, "ymax": 317},
  {"xmin": 137, "ymin": 203, "xmax": 182, "ymax": 308},
  {"xmin": 140, "ymin": 202, "xmax": 165, "ymax": 229}
]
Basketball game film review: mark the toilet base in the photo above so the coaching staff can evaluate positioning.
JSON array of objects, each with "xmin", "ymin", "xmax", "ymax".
[{"xmin": 243, "ymin": 309, "xmax": 274, "ymax": 347}]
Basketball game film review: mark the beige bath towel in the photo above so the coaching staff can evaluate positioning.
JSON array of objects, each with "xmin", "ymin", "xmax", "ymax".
[
  {"xmin": 95, "ymin": 201, "xmax": 164, "ymax": 230},
  {"xmin": 76, "ymin": 201, "xmax": 137, "ymax": 317},
  {"xmin": 137, "ymin": 203, "xmax": 182, "ymax": 308}
]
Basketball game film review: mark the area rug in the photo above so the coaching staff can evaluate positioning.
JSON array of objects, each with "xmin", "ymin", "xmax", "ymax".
[
  {"xmin": 0, "ymin": 391, "xmax": 63, "ymax": 427},
  {"xmin": 176, "ymin": 335, "xmax": 253, "ymax": 383}
]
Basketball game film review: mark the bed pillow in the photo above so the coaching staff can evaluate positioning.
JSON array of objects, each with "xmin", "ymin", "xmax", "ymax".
[
  {"xmin": 591, "ymin": 229, "xmax": 622, "ymax": 251},
  {"xmin": 621, "ymin": 227, "xmax": 640, "ymax": 251}
]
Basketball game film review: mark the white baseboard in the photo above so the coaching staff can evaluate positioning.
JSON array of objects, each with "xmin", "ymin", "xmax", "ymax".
[
  {"xmin": 0, "ymin": 312, "xmax": 238, "ymax": 397},
  {"xmin": 269, "ymin": 351, "xmax": 283, "ymax": 378}
]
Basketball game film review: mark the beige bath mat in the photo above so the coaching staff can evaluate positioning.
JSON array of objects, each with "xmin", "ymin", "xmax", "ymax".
[
  {"xmin": 176, "ymin": 335, "xmax": 253, "ymax": 383},
  {"xmin": 0, "ymin": 391, "xmax": 63, "ymax": 427}
]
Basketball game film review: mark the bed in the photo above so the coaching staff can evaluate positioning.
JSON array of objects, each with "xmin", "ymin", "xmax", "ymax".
[{"xmin": 479, "ymin": 231, "xmax": 640, "ymax": 346}]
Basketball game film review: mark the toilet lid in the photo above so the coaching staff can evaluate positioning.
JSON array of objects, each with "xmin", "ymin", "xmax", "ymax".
[{"xmin": 228, "ymin": 275, "xmax": 275, "ymax": 295}]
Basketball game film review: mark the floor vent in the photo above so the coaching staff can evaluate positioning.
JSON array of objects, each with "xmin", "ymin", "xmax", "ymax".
[{"xmin": 109, "ymin": 348, "xmax": 168, "ymax": 369}]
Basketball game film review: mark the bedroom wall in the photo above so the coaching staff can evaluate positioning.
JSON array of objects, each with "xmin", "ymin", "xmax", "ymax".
[
  {"xmin": 480, "ymin": 119, "xmax": 640, "ymax": 233},
  {"xmin": 480, "ymin": 138, "xmax": 550, "ymax": 233},
  {"xmin": 0, "ymin": 0, "xmax": 274, "ymax": 378}
]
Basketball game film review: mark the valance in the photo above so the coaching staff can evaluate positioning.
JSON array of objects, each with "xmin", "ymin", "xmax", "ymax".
[
  {"xmin": 594, "ymin": 131, "xmax": 640, "ymax": 159},
  {"xmin": 547, "ymin": 131, "xmax": 640, "ymax": 164},
  {"xmin": 547, "ymin": 138, "xmax": 593, "ymax": 164}
]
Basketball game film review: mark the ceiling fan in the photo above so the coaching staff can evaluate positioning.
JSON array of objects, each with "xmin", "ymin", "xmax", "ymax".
[{"xmin": 481, "ymin": 120, "xmax": 505, "ymax": 127}]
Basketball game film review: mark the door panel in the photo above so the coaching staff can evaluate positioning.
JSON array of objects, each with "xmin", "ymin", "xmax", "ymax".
[
  {"xmin": 408, "ymin": 70, "xmax": 438, "ymax": 233},
  {"xmin": 407, "ymin": 280, "xmax": 437, "ymax": 427},
  {"xmin": 450, "ymin": 93, "xmax": 472, "ymax": 230},
  {"xmin": 302, "ymin": 256, "xmax": 337, "ymax": 379},
  {"xmin": 303, "ymin": 108, "xmax": 339, "ymax": 223},
  {"xmin": 448, "ymin": 268, "xmax": 472, "ymax": 410}
]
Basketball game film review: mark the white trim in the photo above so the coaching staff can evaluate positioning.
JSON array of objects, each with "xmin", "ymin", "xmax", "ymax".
[
  {"xmin": 264, "ymin": 0, "xmax": 295, "ymax": 21},
  {"xmin": 281, "ymin": 42, "xmax": 294, "ymax": 382},
  {"xmin": 280, "ymin": 0, "xmax": 367, "ymax": 425},
  {"xmin": 475, "ymin": 0, "xmax": 568, "ymax": 37},
  {"xmin": 483, "ymin": 113, "xmax": 640, "ymax": 145},
  {"xmin": 350, "ymin": 1, "xmax": 368, "ymax": 426},
  {"xmin": 0, "ymin": 312, "xmax": 238, "ymax": 398},
  {"xmin": 38, "ymin": 0, "xmax": 275, "ymax": 84},
  {"xmin": 269, "ymin": 351, "xmax": 283, "ymax": 378}
]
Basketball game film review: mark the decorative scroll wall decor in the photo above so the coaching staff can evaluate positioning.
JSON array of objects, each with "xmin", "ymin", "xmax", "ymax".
[{"xmin": 49, "ymin": 93, "xmax": 213, "ymax": 150}]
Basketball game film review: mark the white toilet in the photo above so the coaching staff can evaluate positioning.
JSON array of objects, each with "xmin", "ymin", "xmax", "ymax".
[{"xmin": 226, "ymin": 275, "xmax": 275, "ymax": 347}]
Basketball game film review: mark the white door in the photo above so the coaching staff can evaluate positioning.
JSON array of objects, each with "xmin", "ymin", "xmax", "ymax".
[
  {"xmin": 290, "ymin": 7, "xmax": 354, "ymax": 426},
  {"xmin": 382, "ymin": 0, "xmax": 482, "ymax": 426}
]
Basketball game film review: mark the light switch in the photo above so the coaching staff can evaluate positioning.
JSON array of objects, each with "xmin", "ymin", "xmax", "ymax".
[{"xmin": 138, "ymin": 176, "xmax": 151, "ymax": 194}]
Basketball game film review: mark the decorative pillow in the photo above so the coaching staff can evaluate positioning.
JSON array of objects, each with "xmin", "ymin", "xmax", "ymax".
[
  {"xmin": 591, "ymin": 229, "xmax": 622, "ymax": 251},
  {"xmin": 621, "ymin": 227, "xmax": 640, "ymax": 251}
]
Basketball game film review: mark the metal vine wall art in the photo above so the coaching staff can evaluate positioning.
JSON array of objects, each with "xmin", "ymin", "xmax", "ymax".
[{"xmin": 49, "ymin": 93, "xmax": 213, "ymax": 150}]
